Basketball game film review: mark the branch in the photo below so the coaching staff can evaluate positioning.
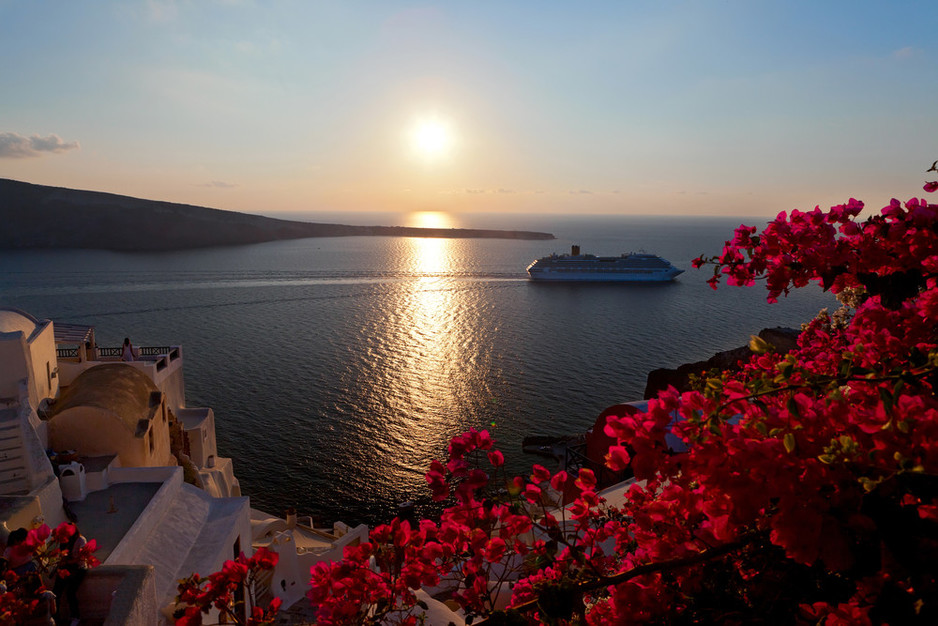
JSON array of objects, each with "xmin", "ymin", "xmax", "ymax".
[
  {"xmin": 713, "ymin": 363, "xmax": 936, "ymax": 415},
  {"xmin": 475, "ymin": 535, "xmax": 757, "ymax": 624}
]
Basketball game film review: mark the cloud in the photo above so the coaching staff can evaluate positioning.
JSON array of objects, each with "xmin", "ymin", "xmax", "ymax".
[
  {"xmin": 146, "ymin": 0, "xmax": 179, "ymax": 22},
  {"xmin": 570, "ymin": 189, "xmax": 593, "ymax": 194},
  {"xmin": 454, "ymin": 188, "xmax": 514, "ymax": 195},
  {"xmin": 0, "ymin": 132, "xmax": 80, "ymax": 158},
  {"xmin": 892, "ymin": 46, "xmax": 916, "ymax": 59},
  {"xmin": 197, "ymin": 180, "xmax": 238, "ymax": 189}
]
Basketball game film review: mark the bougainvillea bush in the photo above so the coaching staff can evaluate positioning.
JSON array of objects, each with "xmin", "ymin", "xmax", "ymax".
[
  {"xmin": 184, "ymin": 176, "xmax": 938, "ymax": 625},
  {"xmin": 0, "ymin": 522, "xmax": 99, "ymax": 626},
  {"xmin": 174, "ymin": 547, "xmax": 281, "ymax": 626}
]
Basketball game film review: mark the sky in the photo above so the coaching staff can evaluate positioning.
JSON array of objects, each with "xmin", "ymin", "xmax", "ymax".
[{"xmin": 1, "ymin": 0, "xmax": 936, "ymax": 218}]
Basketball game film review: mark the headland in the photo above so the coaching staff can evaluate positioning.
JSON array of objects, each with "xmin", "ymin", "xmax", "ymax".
[{"xmin": 0, "ymin": 178, "xmax": 555, "ymax": 251}]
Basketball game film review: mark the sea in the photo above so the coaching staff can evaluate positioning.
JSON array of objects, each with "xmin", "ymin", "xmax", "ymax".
[{"xmin": 0, "ymin": 213, "xmax": 836, "ymax": 527}]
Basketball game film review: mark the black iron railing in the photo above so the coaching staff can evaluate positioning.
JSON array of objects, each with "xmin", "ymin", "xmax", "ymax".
[
  {"xmin": 564, "ymin": 443, "xmax": 631, "ymax": 489},
  {"xmin": 55, "ymin": 346, "xmax": 181, "ymax": 365},
  {"xmin": 138, "ymin": 346, "xmax": 173, "ymax": 357}
]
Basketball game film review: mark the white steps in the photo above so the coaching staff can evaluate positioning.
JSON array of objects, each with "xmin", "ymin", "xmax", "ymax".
[{"xmin": 0, "ymin": 414, "xmax": 28, "ymax": 495}]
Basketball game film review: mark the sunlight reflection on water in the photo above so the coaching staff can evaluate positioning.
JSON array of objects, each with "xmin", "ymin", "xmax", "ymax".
[{"xmin": 373, "ymin": 234, "xmax": 479, "ymax": 492}]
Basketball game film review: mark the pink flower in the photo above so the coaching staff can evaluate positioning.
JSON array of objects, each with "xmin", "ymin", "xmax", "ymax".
[
  {"xmin": 51, "ymin": 522, "xmax": 76, "ymax": 544},
  {"xmin": 524, "ymin": 484, "xmax": 542, "ymax": 504},
  {"xmin": 475, "ymin": 429, "xmax": 495, "ymax": 450},
  {"xmin": 250, "ymin": 546, "xmax": 279, "ymax": 570},
  {"xmin": 550, "ymin": 470, "xmax": 568, "ymax": 491},
  {"xmin": 918, "ymin": 504, "xmax": 938, "ymax": 521},
  {"xmin": 605, "ymin": 445, "xmax": 631, "ymax": 471},
  {"xmin": 575, "ymin": 468, "xmax": 596, "ymax": 492},
  {"xmin": 482, "ymin": 537, "xmax": 507, "ymax": 563},
  {"xmin": 531, "ymin": 464, "xmax": 551, "ymax": 483},
  {"xmin": 421, "ymin": 542, "xmax": 443, "ymax": 561}
]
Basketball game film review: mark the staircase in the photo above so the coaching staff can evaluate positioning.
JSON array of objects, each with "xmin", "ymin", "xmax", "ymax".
[{"xmin": 0, "ymin": 409, "xmax": 29, "ymax": 495}]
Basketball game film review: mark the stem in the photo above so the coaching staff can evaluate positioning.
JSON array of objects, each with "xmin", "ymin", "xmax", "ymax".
[
  {"xmin": 715, "ymin": 364, "xmax": 936, "ymax": 415},
  {"xmin": 474, "ymin": 536, "xmax": 756, "ymax": 624}
]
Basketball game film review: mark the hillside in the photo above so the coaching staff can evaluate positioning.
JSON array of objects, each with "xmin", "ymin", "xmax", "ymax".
[{"xmin": 0, "ymin": 179, "xmax": 554, "ymax": 251}]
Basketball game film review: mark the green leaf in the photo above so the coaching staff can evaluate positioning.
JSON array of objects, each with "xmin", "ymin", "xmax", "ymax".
[
  {"xmin": 783, "ymin": 432, "xmax": 796, "ymax": 453},
  {"xmin": 878, "ymin": 387, "xmax": 894, "ymax": 415},
  {"xmin": 839, "ymin": 353, "xmax": 854, "ymax": 378},
  {"xmin": 786, "ymin": 395, "xmax": 800, "ymax": 419},
  {"xmin": 749, "ymin": 335, "xmax": 770, "ymax": 354},
  {"xmin": 839, "ymin": 435, "xmax": 857, "ymax": 454}
]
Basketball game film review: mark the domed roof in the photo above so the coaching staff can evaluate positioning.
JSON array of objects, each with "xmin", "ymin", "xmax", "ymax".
[
  {"xmin": 0, "ymin": 308, "xmax": 41, "ymax": 338},
  {"xmin": 52, "ymin": 364, "xmax": 162, "ymax": 437}
]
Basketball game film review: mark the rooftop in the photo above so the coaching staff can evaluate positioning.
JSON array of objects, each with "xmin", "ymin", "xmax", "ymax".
[
  {"xmin": 53, "ymin": 321, "xmax": 96, "ymax": 345},
  {"xmin": 51, "ymin": 364, "xmax": 161, "ymax": 436},
  {"xmin": 0, "ymin": 307, "xmax": 43, "ymax": 339},
  {"xmin": 67, "ymin": 482, "xmax": 162, "ymax": 561}
]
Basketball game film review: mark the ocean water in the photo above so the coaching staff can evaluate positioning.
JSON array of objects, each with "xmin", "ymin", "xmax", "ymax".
[{"xmin": 0, "ymin": 214, "xmax": 836, "ymax": 526}]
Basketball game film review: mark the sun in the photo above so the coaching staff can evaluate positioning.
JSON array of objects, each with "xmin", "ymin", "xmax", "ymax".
[{"xmin": 409, "ymin": 117, "xmax": 453, "ymax": 161}]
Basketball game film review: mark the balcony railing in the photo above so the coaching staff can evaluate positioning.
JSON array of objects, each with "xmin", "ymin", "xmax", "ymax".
[
  {"xmin": 55, "ymin": 346, "xmax": 182, "ymax": 372},
  {"xmin": 563, "ymin": 443, "xmax": 632, "ymax": 490}
]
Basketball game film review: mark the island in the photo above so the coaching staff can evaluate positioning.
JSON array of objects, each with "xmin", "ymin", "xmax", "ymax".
[{"xmin": 0, "ymin": 178, "xmax": 555, "ymax": 251}]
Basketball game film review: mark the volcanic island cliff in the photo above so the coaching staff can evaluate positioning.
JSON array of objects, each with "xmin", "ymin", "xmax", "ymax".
[{"xmin": 0, "ymin": 178, "xmax": 555, "ymax": 251}]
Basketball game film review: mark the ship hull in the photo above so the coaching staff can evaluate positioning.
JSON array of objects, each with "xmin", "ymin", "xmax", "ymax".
[
  {"xmin": 525, "ymin": 248, "xmax": 684, "ymax": 282},
  {"xmin": 526, "ymin": 269, "xmax": 683, "ymax": 282}
]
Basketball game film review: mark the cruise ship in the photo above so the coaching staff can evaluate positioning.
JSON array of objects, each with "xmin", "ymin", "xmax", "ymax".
[{"xmin": 526, "ymin": 245, "xmax": 684, "ymax": 282}]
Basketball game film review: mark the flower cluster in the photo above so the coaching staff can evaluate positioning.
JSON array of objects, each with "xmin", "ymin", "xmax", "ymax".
[
  {"xmin": 194, "ymin": 174, "xmax": 938, "ymax": 624},
  {"xmin": 0, "ymin": 522, "xmax": 99, "ymax": 626},
  {"xmin": 175, "ymin": 547, "xmax": 281, "ymax": 626}
]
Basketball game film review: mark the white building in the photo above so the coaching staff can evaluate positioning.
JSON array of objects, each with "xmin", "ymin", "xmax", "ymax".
[
  {"xmin": 0, "ymin": 308, "xmax": 252, "ymax": 623},
  {"xmin": 0, "ymin": 307, "xmax": 390, "ymax": 624}
]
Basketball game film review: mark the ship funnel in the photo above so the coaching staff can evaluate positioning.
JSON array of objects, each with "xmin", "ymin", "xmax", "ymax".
[{"xmin": 571, "ymin": 245, "xmax": 580, "ymax": 256}]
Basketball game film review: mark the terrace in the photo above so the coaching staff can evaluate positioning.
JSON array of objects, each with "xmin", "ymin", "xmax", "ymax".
[{"xmin": 52, "ymin": 322, "xmax": 185, "ymax": 405}]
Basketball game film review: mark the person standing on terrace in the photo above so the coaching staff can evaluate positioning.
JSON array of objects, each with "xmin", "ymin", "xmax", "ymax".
[{"xmin": 121, "ymin": 337, "xmax": 135, "ymax": 362}]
